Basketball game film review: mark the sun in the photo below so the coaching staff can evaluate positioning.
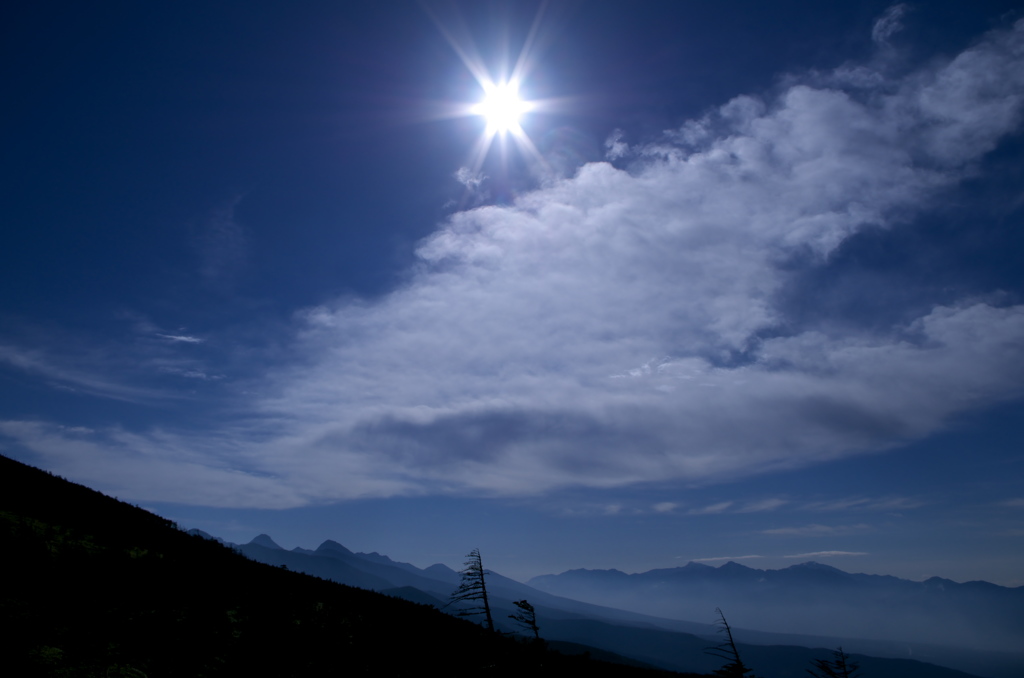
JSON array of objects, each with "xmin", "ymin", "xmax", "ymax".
[
  {"xmin": 472, "ymin": 80, "xmax": 532, "ymax": 134},
  {"xmin": 427, "ymin": 3, "xmax": 557, "ymax": 174}
]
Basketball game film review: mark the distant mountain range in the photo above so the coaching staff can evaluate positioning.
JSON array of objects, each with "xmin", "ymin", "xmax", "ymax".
[
  {"xmin": 211, "ymin": 529, "xmax": 1024, "ymax": 678},
  {"xmin": 3, "ymin": 446, "xmax": 1017, "ymax": 678},
  {"xmin": 0, "ymin": 454, "xmax": 681, "ymax": 678},
  {"xmin": 527, "ymin": 560, "xmax": 1024, "ymax": 653}
]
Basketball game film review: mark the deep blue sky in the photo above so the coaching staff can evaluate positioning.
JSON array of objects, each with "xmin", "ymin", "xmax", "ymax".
[{"xmin": 3, "ymin": 1, "xmax": 1023, "ymax": 587}]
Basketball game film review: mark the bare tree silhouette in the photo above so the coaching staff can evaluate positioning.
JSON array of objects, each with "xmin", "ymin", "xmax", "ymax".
[
  {"xmin": 705, "ymin": 608, "xmax": 756, "ymax": 677},
  {"xmin": 446, "ymin": 548, "xmax": 495, "ymax": 631},
  {"xmin": 509, "ymin": 599, "xmax": 540, "ymax": 640}
]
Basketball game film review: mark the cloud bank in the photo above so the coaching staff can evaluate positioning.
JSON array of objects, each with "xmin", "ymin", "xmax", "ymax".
[{"xmin": 5, "ymin": 19, "xmax": 1024, "ymax": 507}]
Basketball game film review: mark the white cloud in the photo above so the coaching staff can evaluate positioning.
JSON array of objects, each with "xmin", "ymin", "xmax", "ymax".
[
  {"xmin": 157, "ymin": 366, "xmax": 222, "ymax": 381},
  {"xmin": 157, "ymin": 334, "xmax": 203, "ymax": 344},
  {"xmin": 872, "ymin": 4, "xmax": 908, "ymax": 45},
  {"xmin": 0, "ymin": 344, "xmax": 159, "ymax": 402},
  {"xmin": 0, "ymin": 420, "xmax": 410, "ymax": 507},
  {"xmin": 652, "ymin": 501, "xmax": 678, "ymax": 513},
  {"xmin": 605, "ymin": 129, "xmax": 629, "ymax": 160},
  {"xmin": 5, "ymin": 20, "xmax": 1024, "ymax": 507},
  {"xmin": 454, "ymin": 166, "xmax": 485, "ymax": 189},
  {"xmin": 737, "ymin": 498, "xmax": 788, "ymax": 513},
  {"xmin": 688, "ymin": 501, "xmax": 735, "ymax": 515},
  {"xmin": 802, "ymin": 496, "xmax": 925, "ymax": 512},
  {"xmin": 762, "ymin": 524, "xmax": 871, "ymax": 537}
]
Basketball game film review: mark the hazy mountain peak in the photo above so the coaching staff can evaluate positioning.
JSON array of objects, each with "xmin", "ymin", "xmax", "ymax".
[
  {"xmin": 424, "ymin": 563, "xmax": 457, "ymax": 575},
  {"xmin": 248, "ymin": 534, "xmax": 283, "ymax": 550},
  {"xmin": 565, "ymin": 567, "xmax": 627, "ymax": 576},
  {"xmin": 316, "ymin": 539, "xmax": 354, "ymax": 555},
  {"xmin": 786, "ymin": 561, "xmax": 843, "ymax": 573},
  {"xmin": 718, "ymin": 561, "xmax": 757, "ymax": 573}
]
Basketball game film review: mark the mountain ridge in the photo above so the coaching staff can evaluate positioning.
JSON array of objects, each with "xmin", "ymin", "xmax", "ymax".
[
  {"xmin": 539, "ymin": 560, "xmax": 1020, "ymax": 589},
  {"xmin": 0, "ymin": 453, "xmax": 686, "ymax": 677},
  {"xmin": 3, "ymin": 450, "xmax": 1014, "ymax": 678},
  {"xmin": 217, "ymin": 528, "xmax": 1022, "ymax": 678},
  {"xmin": 527, "ymin": 558, "xmax": 1024, "ymax": 653}
]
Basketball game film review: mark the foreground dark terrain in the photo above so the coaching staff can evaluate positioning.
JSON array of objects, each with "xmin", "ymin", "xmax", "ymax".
[{"xmin": 0, "ymin": 454, "xmax": 692, "ymax": 677}]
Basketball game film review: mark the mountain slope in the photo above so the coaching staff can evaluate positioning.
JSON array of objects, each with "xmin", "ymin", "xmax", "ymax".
[
  {"xmin": 0, "ymin": 454, "xmax": 689, "ymax": 678},
  {"xmin": 227, "ymin": 529, "xmax": 1003, "ymax": 678}
]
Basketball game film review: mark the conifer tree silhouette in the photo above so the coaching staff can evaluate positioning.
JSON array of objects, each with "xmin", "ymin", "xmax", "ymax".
[
  {"xmin": 705, "ymin": 608, "xmax": 756, "ymax": 677},
  {"xmin": 446, "ymin": 548, "xmax": 495, "ymax": 631},
  {"xmin": 509, "ymin": 599, "xmax": 540, "ymax": 640},
  {"xmin": 808, "ymin": 647, "xmax": 860, "ymax": 678}
]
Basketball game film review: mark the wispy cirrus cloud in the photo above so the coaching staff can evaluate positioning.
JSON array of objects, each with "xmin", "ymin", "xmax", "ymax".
[
  {"xmin": 5, "ymin": 17, "xmax": 1024, "ymax": 508},
  {"xmin": 762, "ymin": 524, "xmax": 871, "ymax": 537},
  {"xmin": 736, "ymin": 498, "xmax": 789, "ymax": 513},
  {"xmin": 688, "ymin": 501, "xmax": 735, "ymax": 515},
  {"xmin": 0, "ymin": 344, "xmax": 160, "ymax": 402},
  {"xmin": 783, "ymin": 550, "xmax": 868, "ymax": 558},
  {"xmin": 802, "ymin": 496, "xmax": 925, "ymax": 512},
  {"xmin": 871, "ymin": 4, "xmax": 908, "ymax": 45},
  {"xmin": 684, "ymin": 498, "xmax": 788, "ymax": 515},
  {"xmin": 157, "ymin": 334, "xmax": 203, "ymax": 344}
]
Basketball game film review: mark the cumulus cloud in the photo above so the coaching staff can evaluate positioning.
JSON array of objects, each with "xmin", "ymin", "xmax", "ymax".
[
  {"xmin": 605, "ymin": 129, "xmax": 629, "ymax": 160},
  {"xmin": 454, "ymin": 166, "xmax": 485, "ymax": 189},
  {"xmin": 5, "ymin": 20, "xmax": 1024, "ymax": 507}
]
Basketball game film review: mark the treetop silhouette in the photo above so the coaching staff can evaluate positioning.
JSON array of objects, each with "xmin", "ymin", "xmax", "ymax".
[{"xmin": 446, "ymin": 548, "xmax": 495, "ymax": 632}]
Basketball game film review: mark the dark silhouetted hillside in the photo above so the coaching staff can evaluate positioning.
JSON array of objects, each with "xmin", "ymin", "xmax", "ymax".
[{"xmin": 0, "ymin": 454, "xmax": 694, "ymax": 678}]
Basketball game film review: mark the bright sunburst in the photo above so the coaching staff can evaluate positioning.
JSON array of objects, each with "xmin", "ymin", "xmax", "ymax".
[
  {"xmin": 472, "ymin": 80, "xmax": 532, "ymax": 134},
  {"xmin": 460, "ymin": 73, "xmax": 544, "ymax": 174},
  {"xmin": 426, "ymin": 3, "xmax": 556, "ymax": 176}
]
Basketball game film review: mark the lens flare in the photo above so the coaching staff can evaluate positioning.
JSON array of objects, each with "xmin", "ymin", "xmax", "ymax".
[
  {"xmin": 425, "ymin": 2, "xmax": 562, "ymax": 178},
  {"xmin": 472, "ymin": 80, "xmax": 532, "ymax": 134}
]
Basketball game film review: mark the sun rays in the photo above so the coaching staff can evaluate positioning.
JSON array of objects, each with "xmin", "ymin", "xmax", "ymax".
[
  {"xmin": 472, "ymin": 79, "xmax": 532, "ymax": 135},
  {"xmin": 424, "ymin": 2, "xmax": 555, "ymax": 176}
]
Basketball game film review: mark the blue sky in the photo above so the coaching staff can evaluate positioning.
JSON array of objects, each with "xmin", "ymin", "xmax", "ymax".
[{"xmin": 3, "ymin": 1, "xmax": 1024, "ymax": 587}]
